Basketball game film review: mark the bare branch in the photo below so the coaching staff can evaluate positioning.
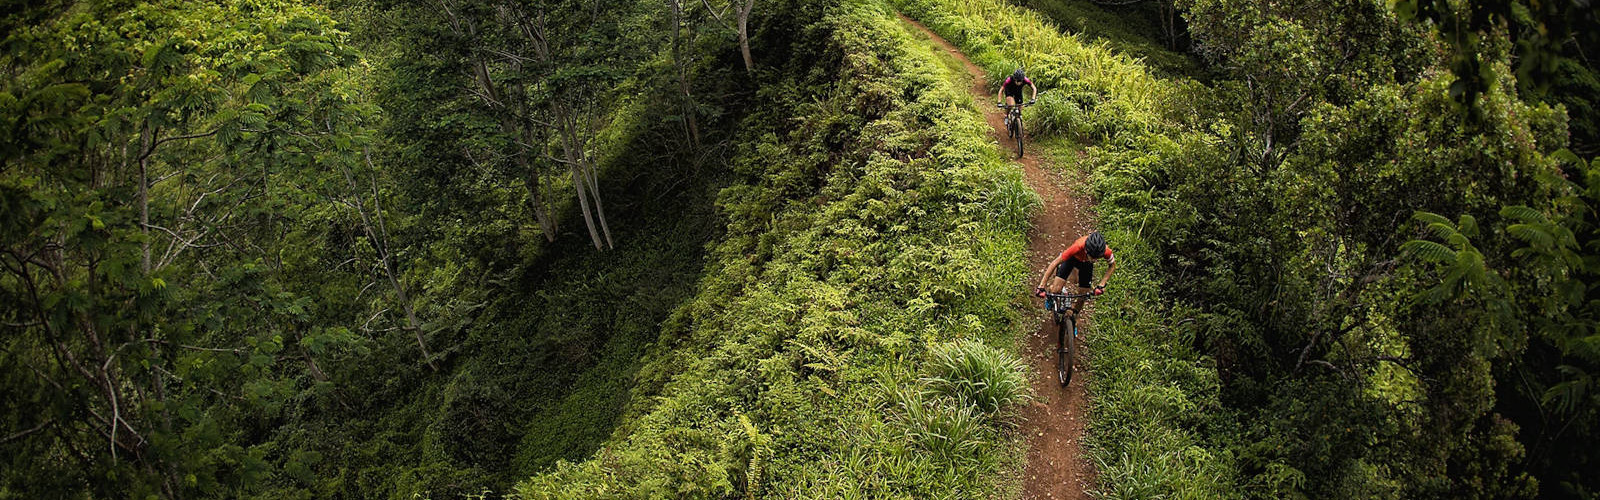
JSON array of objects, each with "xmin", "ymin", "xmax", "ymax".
[
  {"xmin": 1, "ymin": 419, "xmax": 54, "ymax": 445},
  {"xmin": 136, "ymin": 129, "xmax": 222, "ymax": 163},
  {"xmin": 698, "ymin": 0, "xmax": 735, "ymax": 30}
]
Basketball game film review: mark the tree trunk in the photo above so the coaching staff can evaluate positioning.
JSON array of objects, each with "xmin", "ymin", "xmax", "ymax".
[
  {"xmin": 138, "ymin": 125, "xmax": 152, "ymax": 274},
  {"xmin": 667, "ymin": 0, "xmax": 702, "ymax": 148},
  {"xmin": 354, "ymin": 151, "xmax": 439, "ymax": 372},
  {"xmin": 527, "ymin": 169, "xmax": 557, "ymax": 242},
  {"xmin": 678, "ymin": 68, "xmax": 702, "ymax": 148},
  {"xmin": 737, "ymin": 0, "xmax": 755, "ymax": 72},
  {"xmin": 581, "ymin": 158, "xmax": 614, "ymax": 249},
  {"xmin": 569, "ymin": 163, "xmax": 604, "ymax": 250},
  {"xmin": 509, "ymin": 84, "xmax": 557, "ymax": 242},
  {"xmin": 386, "ymin": 265, "xmax": 437, "ymax": 371}
]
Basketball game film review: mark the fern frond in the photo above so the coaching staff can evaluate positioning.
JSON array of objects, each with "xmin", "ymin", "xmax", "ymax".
[
  {"xmin": 1426, "ymin": 221, "xmax": 1461, "ymax": 242},
  {"xmin": 1457, "ymin": 214, "xmax": 1479, "ymax": 238},
  {"xmin": 1419, "ymin": 283, "xmax": 1455, "ymax": 304},
  {"xmin": 1413, "ymin": 211, "xmax": 1452, "ymax": 227},
  {"xmin": 1543, "ymin": 367, "xmax": 1591, "ymax": 416},
  {"xmin": 1499, "ymin": 205, "xmax": 1546, "ymax": 224},
  {"xmin": 1401, "ymin": 240, "xmax": 1456, "ymax": 264},
  {"xmin": 1507, "ymin": 224, "xmax": 1556, "ymax": 251}
]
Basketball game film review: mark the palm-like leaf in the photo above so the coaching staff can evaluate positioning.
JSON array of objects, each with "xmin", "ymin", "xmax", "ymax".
[
  {"xmin": 1412, "ymin": 210, "xmax": 1452, "ymax": 227},
  {"xmin": 1543, "ymin": 365, "xmax": 1592, "ymax": 416},
  {"xmin": 1457, "ymin": 214, "xmax": 1479, "ymax": 238},
  {"xmin": 1499, "ymin": 205, "xmax": 1546, "ymax": 224},
  {"xmin": 1508, "ymin": 223, "xmax": 1556, "ymax": 252},
  {"xmin": 1401, "ymin": 239, "xmax": 1456, "ymax": 264}
]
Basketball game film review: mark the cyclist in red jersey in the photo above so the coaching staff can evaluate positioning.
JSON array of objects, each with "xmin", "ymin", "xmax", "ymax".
[{"xmin": 1035, "ymin": 231, "xmax": 1117, "ymax": 319}]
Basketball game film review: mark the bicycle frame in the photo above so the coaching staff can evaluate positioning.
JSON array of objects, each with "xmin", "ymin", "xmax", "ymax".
[
  {"xmin": 1043, "ymin": 291, "xmax": 1091, "ymax": 322},
  {"xmin": 998, "ymin": 101, "xmax": 1032, "ymax": 158}
]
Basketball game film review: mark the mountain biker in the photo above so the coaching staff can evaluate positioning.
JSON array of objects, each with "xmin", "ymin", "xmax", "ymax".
[
  {"xmin": 1035, "ymin": 231, "xmax": 1117, "ymax": 320},
  {"xmin": 996, "ymin": 68, "xmax": 1038, "ymax": 129}
]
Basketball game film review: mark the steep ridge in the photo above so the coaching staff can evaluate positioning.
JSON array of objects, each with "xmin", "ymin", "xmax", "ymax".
[{"xmin": 900, "ymin": 14, "xmax": 1098, "ymax": 500}]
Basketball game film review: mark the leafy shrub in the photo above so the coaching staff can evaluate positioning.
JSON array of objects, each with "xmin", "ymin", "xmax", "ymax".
[{"xmin": 922, "ymin": 340, "xmax": 1029, "ymax": 414}]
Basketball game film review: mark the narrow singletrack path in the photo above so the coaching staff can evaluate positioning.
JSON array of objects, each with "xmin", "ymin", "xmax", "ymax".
[{"xmin": 899, "ymin": 14, "xmax": 1098, "ymax": 500}]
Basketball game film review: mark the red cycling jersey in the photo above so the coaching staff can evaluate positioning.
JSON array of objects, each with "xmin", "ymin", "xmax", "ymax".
[{"xmin": 1060, "ymin": 235, "xmax": 1113, "ymax": 262}]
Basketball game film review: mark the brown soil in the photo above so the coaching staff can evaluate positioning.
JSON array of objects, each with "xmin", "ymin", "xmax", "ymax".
[{"xmin": 898, "ymin": 14, "xmax": 1099, "ymax": 500}]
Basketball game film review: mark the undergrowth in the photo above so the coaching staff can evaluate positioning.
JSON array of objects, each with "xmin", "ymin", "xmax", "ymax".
[
  {"xmin": 893, "ymin": 0, "xmax": 1198, "ymax": 141},
  {"xmin": 514, "ymin": 0, "xmax": 1038, "ymax": 497},
  {"xmin": 896, "ymin": 0, "xmax": 1243, "ymax": 496},
  {"xmin": 1015, "ymin": 0, "xmax": 1199, "ymax": 76}
]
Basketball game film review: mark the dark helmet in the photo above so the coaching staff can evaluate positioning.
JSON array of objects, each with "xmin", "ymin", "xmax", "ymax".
[
  {"xmin": 1012, "ymin": 68, "xmax": 1027, "ymax": 81},
  {"xmin": 1085, "ymin": 231, "xmax": 1107, "ymax": 259}
]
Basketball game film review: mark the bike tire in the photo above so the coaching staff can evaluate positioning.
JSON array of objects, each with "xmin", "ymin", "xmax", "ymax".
[
  {"xmin": 1062, "ymin": 317, "xmax": 1077, "ymax": 386},
  {"xmin": 1057, "ymin": 319, "xmax": 1071, "ymax": 386},
  {"xmin": 1015, "ymin": 117, "xmax": 1025, "ymax": 158}
]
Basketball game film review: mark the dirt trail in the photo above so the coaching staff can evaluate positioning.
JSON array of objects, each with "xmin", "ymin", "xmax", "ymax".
[{"xmin": 898, "ymin": 14, "xmax": 1098, "ymax": 500}]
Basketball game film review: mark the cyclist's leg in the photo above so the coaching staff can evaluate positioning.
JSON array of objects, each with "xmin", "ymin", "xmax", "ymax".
[
  {"xmin": 1049, "ymin": 259, "xmax": 1074, "ymax": 294},
  {"xmin": 1004, "ymin": 95, "xmax": 1018, "ymax": 127},
  {"xmin": 1071, "ymin": 259, "xmax": 1095, "ymax": 315}
]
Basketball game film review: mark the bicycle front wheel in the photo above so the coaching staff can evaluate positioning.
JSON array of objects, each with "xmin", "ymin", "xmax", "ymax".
[
  {"xmin": 1057, "ymin": 320, "xmax": 1072, "ymax": 386},
  {"xmin": 1063, "ymin": 318, "xmax": 1077, "ymax": 386},
  {"xmin": 1015, "ymin": 117, "xmax": 1025, "ymax": 158}
]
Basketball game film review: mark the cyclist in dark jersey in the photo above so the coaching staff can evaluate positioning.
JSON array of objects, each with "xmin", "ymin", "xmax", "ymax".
[
  {"xmin": 996, "ymin": 68, "xmax": 1038, "ymax": 129},
  {"xmin": 1035, "ymin": 231, "xmax": 1117, "ymax": 320}
]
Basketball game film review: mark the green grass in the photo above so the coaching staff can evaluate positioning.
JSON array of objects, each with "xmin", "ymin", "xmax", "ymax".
[
  {"xmin": 512, "ymin": 0, "xmax": 1040, "ymax": 497},
  {"xmin": 892, "ymin": 0, "xmax": 1185, "ymax": 142},
  {"xmin": 1017, "ymin": 0, "xmax": 1199, "ymax": 76},
  {"xmin": 923, "ymin": 339, "xmax": 1030, "ymax": 414},
  {"xmin": 895, "ymin": 0, "xmax": 1245, "ymax": 496}
]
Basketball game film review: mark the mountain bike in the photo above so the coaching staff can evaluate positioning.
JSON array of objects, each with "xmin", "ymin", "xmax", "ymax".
[
  {"xmin": 1043, "ymin": 291, "xmax": 1091, "ymax": 386},
  {"xmin": 997, "ymin": 100, "xmax": 1034, "ymax": 158}
]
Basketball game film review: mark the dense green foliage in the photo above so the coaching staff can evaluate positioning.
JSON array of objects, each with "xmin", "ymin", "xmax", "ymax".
[
  {"xmin": 6, "ymin": 0, "xmax": 1598, "ymax": 497},
  {"xmin": 1014, "ymin": 0, "xmax": 1197, "ymax": 76},
  {"xmin": 516, "ymin": 1, "xmax": 1040, "ymax": 496},
  {"xmin": 2, "ymin": 1, "xmax": 372, "ymax": 496},
  {"xmin": 901, "ymin": 0, "xmax": 1597, "ymax": 497},
  {"xmin": 3, "ymin": 0, "xmax": 1041, "ymax": 496}
]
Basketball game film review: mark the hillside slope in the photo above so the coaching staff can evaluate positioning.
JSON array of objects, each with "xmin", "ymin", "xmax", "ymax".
[{"xmin": 518, "ymin": 1, "xmax": 1041, "ymax": 497}]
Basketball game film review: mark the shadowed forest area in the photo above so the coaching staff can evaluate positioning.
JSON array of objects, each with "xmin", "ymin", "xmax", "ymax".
[{"xmin": 3, "ymin": 0, "xmax": 1598, "ymax": 498}]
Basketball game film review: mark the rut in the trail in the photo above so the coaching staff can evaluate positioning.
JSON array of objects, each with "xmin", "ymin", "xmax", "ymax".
[{"xmin": 898, "ymin": 14, "xmax": 1099, "ymax": 500}]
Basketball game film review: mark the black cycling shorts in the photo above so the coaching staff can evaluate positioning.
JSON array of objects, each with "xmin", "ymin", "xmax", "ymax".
[
  {"xmin": 1054, "ymin": 257, "xmax": 1094, "ymax": 289},
  {"xmin": 1004, "ymin": 88, "xmax": 1025, "ymax": 104}
]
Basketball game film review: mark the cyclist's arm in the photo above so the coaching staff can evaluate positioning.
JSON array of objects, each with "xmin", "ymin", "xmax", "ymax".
[
  {"xmin": 1098, "ymin": 257, "xmax": 1117, "ymax": 289},
  {"xmin": 1029, "ymin": 81, "xmax": 1038, "ymax": 101},
  {"xmin": 1038, "ymin": 255, "xmax": 1066, "ymax": 289},
  {"xmin": 996, "ymin": 86, "xmax": 1005, "ymax": 105}
]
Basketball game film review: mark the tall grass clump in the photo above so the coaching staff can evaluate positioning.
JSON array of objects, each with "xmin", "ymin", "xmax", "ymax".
[
  {"xmin": 889, "ymin": 384, "xmax": 990, "ymax": 463},
  {"xmin": 923, "ymin": 340, "xmax": 1029, "ymax": 414}
]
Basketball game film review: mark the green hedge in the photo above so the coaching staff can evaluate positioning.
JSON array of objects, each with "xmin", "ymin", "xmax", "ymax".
[{"xmin": 514, "ymin": 1, "xmax": 1039, "ymax": 497}]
